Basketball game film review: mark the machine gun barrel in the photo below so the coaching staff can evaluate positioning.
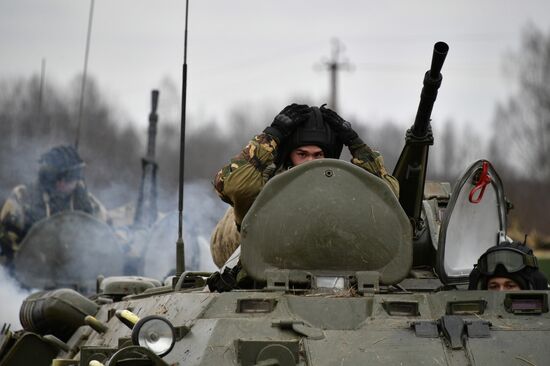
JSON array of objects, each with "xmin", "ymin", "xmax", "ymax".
[
  {"xmin": 393, "ymin": 42, "xmax": 448, "ymax": 239},
  {"xmin": 146, "ymin": 90, "xmax": 159, "ymax": 159},
  {"xmin": 134, "ymin": 90, "xmax": 160, "ymax": 228},
  {"xmin": 411, "ymin": 42, "xmax": 448, "ymax": 137}
]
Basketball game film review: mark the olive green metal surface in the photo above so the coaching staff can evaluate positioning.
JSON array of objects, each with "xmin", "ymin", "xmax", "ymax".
[
  {"xmin": 13, "ymin": 211, "xmax": 124, "ymax": 291},
  {"xmin": 240, "ymin": 159, "xmax": 412, "ymax": 285}
]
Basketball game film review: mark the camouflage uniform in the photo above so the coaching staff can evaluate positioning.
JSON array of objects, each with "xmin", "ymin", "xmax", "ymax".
[
  {"xmin": 210, "ymin": 207, "xmax": 241, "ymax": 268},
  {"xmin": 215, "ymin": 132, "xmax": 398, "ymax": 226},
  {"xmin": 0, "ymin": 181, "xmax": 109, "ymax": 263},
  {"xmin": 211, "ymin": 132, "xmax": 399, "ymax": 267}
]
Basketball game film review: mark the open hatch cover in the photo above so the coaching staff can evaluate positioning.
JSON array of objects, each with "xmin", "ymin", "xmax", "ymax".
[
  {"xmin": 240, "ymin": 159, "xmax": 412, "ymax": 286},
  {"xmin": 436, "ymin": 160, "xmax": 507, "ymax": 285},
  {"xmin": 14, "ymin": 211, "xmax": 124, "ymax": 291}
]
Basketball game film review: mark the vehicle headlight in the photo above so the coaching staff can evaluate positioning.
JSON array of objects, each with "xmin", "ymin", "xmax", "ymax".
[{"xmin": 131, "ymin": 315, "xmax": 176, "ymax": 357}]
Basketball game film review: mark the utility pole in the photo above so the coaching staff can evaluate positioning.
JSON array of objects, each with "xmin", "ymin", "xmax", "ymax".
[{"xmin": 317, "ymin": 39, "xmax": 353, "ymax": 113}]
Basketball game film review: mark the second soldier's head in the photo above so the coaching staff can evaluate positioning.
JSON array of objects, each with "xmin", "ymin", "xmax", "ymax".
[
  {"xmin": 468, "ymin": 241, "xmax": 548, "ymax": 291},
  {"xmin": 38, "ymin": 145, "xmax": 85, "ymax": 196}
]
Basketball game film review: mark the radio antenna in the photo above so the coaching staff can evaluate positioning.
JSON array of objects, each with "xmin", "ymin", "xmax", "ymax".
[
  {"xmin": 175, "ymin": 0, "xmax": 190, "ymax": 280},
  {"xmin": 75, "ymin": 0, "xmax": 95, "ymax": 150},
  {"xmin": 37, "ymin": 58, "xmax": 46, "ymax": 126}
]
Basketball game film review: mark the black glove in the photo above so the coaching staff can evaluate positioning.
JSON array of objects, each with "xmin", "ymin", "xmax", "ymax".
[
  {"xmin": 264, "ymin": 103, "xmax": 311, "ymax": 142},
  {"xmin": 320, "ymin": 105, "xmax": 362, "ymax": 146},
  {"xmin": 206, "ymin": 264, "xmax": 241, "ymax": 293}
]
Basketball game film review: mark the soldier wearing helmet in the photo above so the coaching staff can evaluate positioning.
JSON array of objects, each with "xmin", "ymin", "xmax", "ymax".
[
  {"xmin": 0, "ymin": 145, "xmax": 109, "ymax": 265},
  {"xmin": 468, "ymin": 241, "xmax": 548, "ymax": 291},
  {"xmin": 210, "ymin": 104, "xmax": 399, "ymax": 268}
]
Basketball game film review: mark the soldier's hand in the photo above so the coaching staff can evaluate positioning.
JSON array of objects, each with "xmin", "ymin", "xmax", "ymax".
[
  {"xmin": 206, "ymin": 266, "xmax": 238, "ymax": 292},
  {"xmin": 264, "ymin": 103, "xmax": 311, "ymax": 142},
  {"xmin": 321, "ymin": 105, "xmax": 362, "ymax": 146}
]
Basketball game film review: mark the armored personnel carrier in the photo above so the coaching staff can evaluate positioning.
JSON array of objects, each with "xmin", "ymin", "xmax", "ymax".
[
  {"xmin": 5, "ymin": 89, "xmax": 211, "ymax": 294},
  {"xmin": 1, "ymin": 42, "xmax": 549, "ymax": 366}
]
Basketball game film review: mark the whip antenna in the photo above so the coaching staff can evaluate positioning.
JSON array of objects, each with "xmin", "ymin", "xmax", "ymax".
[
  {"xmin": 175, "ymin": 0, "xmax": 190, "ymax": 280},
  {"xmin": 75, "ymin": 0, "xmax": 95, "ymax": 149},
  {"xmin": 38, "ymin": 58, "xmax": 46, "ymax": 126}
]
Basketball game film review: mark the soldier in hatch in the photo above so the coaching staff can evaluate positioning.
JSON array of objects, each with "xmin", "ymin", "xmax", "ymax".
[
  {"xmin": 210, "ymin": 103, "xmax": 398, "ymax": 267},
  {"xmin": 468, "ymin": 242, "xmax": 548, "ymax": 291},
  {"xmin": 0, "ymin": 145, "xmax": 109, "ymax": 267}
]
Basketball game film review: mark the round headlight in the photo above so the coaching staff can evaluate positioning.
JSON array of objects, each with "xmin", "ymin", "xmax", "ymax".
[{"xmin": 131, "ymin": 315, "xmax": 175, "ymax": 357}]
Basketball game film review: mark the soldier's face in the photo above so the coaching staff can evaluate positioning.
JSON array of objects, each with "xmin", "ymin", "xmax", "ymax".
[
  {"xmin": 487, "ymin": 276, "xmax": 522, "ymax": 291},
  {"xmin": 290, "ymin": 145, "xmax": 325, "ymax": 166},
  {"xmin": 55, "ymin": 179, "xmax": 78, "ymax": 195}
]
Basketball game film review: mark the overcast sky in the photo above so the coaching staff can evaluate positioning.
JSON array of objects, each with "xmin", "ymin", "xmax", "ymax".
[{"xmin": 2, "ymin": 0, "xmax": 550, "ymax": 137}]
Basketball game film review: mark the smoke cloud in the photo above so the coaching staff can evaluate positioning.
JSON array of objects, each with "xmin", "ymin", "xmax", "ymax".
[
  {"xmin": 141, "ymin": 181, "xmax": 226, "ymax": 279},
  {"xmin": 0, "ymin": 179, "xmax": 227, "ymax": 331},
  {"xmin": 0, "ymin": 266, "xmax": 30, "ymax": 329}
]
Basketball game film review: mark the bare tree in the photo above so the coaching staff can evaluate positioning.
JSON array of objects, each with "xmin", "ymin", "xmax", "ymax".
[
  {"xmin": 486, "ymin": 24, "xmax": 550, "ymax": 241},
  {"xmin": 0, "ymin": 75, "xmax": 143, "ymax": 208},
  {"xmin": 490, "ymin": 24, "xmax": 550, "ymax": 180}
]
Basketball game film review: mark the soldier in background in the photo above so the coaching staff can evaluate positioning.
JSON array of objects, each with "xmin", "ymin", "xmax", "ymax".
[
  {"xmin": 469, "ymin": 241, "xmax": 548, "ymax": 291},
  {"xmin": 210, "ymin": 103, "xmax": 398, "ymax": 268},
  {"xmin": 0, "ymin": 145, "xmax": 109, "ymax": 266}
]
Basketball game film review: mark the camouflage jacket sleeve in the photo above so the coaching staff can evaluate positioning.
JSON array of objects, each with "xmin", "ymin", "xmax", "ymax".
[
  {"xmin": 214, "ymin": 133, "xmax": 278, "ymax": 226},
  {"xmin": 0, "ymin": 186, "xmax": 28, "ymax": 258},
  {"xmin": 348, "ymin": 141, "xmax": 400, "ymax": 197}
]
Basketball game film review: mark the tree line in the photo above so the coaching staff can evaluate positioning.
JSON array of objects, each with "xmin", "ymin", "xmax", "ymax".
[{"xmin": 0, "ymin": 25, "xmax": 548, "ymax": 247}]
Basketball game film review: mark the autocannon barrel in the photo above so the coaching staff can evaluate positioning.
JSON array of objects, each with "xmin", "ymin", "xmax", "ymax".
[
  {"xmin": 134, "ymin": 89, "xmax": 160, "ymax": 229},
  {"xmin": 151, "ymin": 89, "xmax": 159, "ymax": 111},
  {"xmin": 147, "ymin": 89, "xmax": 159, "ymax": 159},
  {"xmin": 393, "ymin": 41, "xmax": 449, "ymax": 248},
  {"xmin": 412, "ymin": 41, "xmax": 449, "ymax": 137}
]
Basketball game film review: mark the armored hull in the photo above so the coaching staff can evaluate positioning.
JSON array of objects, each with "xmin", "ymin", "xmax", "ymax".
[
  {"xmin": 62, "ymin": 289, "xmax": 550, "ymax": 365},
  {"xmin": 1, "ymin": 159, "xmax": 548, "ymax": 366}
]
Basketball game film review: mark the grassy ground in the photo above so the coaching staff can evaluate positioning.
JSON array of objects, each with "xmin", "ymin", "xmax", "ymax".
[
  {"xmin": 535, "ymin": 251, "xmax": 550, "ymax": 280},
  {"xmin": 539, "ymin": 259, "xmax": 550, "ymax": 279}
]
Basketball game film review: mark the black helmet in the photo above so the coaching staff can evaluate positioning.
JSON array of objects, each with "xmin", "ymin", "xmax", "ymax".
[
  {"xmin": 278, "ymin": 106, "xmax": 343, "ymax": 167},
  {"xmin": 468, "ymin": 241, "xmax": 548, "ymax": 290},
  {"xmin": 38, "ymin": 145, "xmax": 85, "ymax": 187}
]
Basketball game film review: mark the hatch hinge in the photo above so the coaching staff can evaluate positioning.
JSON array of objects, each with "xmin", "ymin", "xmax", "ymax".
[
  {"xmin": 411, "ymin": 320, "xmax": 438, "ymax": 338},
  {"xmin": 465, "ymin": 320, "xmax": 491, "ymax": 338},
  {"xmin": 439, "ymin": 315, "xmax": 465, "ymax": 349},
  {"xmin": 265, "ymin": 270, "xmax": 312, "ymax": 291},
  {"xmin": 272, "ymin": 320, "xmax": 324, "ymax": 340},
  {"xmin": 412, "ymin": 316, "xmax": 492, "ymax": 349},
  {"xmin": 265, "ymin": 270, "xmax": 290, "ymax": 291},
  {"xmin": 355, "ymin": 271, "xmax": 380, "ymax": 294}
]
